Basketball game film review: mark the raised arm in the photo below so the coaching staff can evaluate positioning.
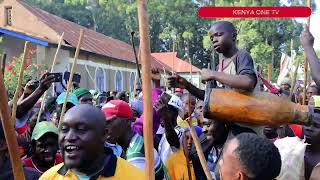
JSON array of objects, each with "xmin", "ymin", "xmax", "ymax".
[
  {"xmin": 154, "ymin": 96, "xmax": 180, "ymax": 149},
  {"xmin": 300, "ymin": 25, "xmax": 320, "ymax": 87},
  {"xmin": 167, "ymin": 75, "xmax": 205, "ymax": 100},
  {"xmin": 16, "ymin": 73, "xmax": 55, "ymax": 119}
]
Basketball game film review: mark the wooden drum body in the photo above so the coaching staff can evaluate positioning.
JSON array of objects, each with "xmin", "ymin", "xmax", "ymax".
[{"xmin": 203, "ymin": 88, "xmax": 312, "ymax": 126}]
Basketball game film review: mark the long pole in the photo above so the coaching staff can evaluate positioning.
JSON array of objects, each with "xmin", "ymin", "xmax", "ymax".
[
  {"xmin": 130, "ymin": 31, "xmax": 142, "ymax": 84},
  {"xmin": 58, "ymin": 30, "xmax": 84, "ymax": 128},
  {"xmin": 137, "ymin": 1, "xmax": 155, "ymax": 179},
  {"xmin": 37, "ymin": 32, "xmax": 64, "ymax": 123},
  {"xmin": 267, "ymin": 64, "xmax": 271, "ymax": 82},
  {"xmin": 2, "ymin": 53, "xmax": 6, "ymax": 76},
  {"xmin": 187, "ymin": 58, "xmax": 212, "ymax": 180},
  {"xmin": 303, "ymin": 0, "xmax": 311, "ymax": 105},
  {"xmin": 0, "ymin": 53, "xmax": 26, "ymax": 180},
  {"xmin": 11, "ymin": 42, "xmax": 30, "ymax": 125},
  {"xmin": 172, "ymin": 43, "xmax": 176, "ymax": 93},
  {"xmin": 186, "ymin": 57, "xmax": 193, "ymax": 180}
]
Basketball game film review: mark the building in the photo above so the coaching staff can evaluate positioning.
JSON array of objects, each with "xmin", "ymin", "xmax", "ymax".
[
  {"xmin": 151, "ymin": 52, "xmax": 202, "ymax": 88},
  {"xmin": 0, "ymin": 0, "xmax": 173, "ymax": 93}
]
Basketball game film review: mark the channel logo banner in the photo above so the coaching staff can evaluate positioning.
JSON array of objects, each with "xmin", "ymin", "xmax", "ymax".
[{"xmin": 198, "ymin": 6, "xmax": 311, "ymax": 18}]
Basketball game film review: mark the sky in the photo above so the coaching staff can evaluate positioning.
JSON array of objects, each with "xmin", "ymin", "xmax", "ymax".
[
  {"xmin": 310, "ymin": 1, "xmax": 320, "ymax": 50},
  {"xmin": 295, "ymin": 0, "xmax": 320, "ymax": 50}
]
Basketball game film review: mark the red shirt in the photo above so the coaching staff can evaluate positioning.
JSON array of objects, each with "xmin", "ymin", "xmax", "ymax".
[{"xmin": 23, "ymin": 153, "xmax": 63, "ymax": 173}]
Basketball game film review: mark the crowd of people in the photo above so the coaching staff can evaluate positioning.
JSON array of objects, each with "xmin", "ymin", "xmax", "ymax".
[{"xmin": 0, "ymin": 21, "xmax": 320, "ymax": 180}]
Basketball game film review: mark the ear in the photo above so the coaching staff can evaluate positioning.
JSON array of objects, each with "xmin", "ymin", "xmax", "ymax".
[
  {"xmin": 232, "ymin": 33, "xmax": 237, "ymax": 42},
  {"xmin": 238, "ymin": 171, "xmax": 247, "ymax": 180}
]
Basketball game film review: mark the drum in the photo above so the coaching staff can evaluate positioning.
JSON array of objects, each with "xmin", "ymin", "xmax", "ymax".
[{"xmin": 203, "ymin": 88, "xmax": 311, "ymax": 126}]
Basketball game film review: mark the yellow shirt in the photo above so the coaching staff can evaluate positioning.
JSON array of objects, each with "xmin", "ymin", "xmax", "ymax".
[
  {"xmin": 40, "ymin": 157, "xmax": 145, "ymax": 180},
  {"xmin": 177, "ymin": 116, "xmax": 198, "ymax": 129},
  {"xmin": 166, "ymin": 148, "xmax": 196, "ymax": 180}
]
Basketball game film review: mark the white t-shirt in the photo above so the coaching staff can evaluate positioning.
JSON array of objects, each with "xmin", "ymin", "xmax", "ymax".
[{"xmin": 158, "ymin": 126, "xmax": 184, "ymax": 164}]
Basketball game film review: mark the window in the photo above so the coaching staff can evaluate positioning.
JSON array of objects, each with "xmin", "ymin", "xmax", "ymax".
[
  {"xmin": 5, "ymin": 7, "xmax": 12, "ymax": 26},
  {"xmin": 95, "ymin": 67, "xmax": 105, "ymax": 92},
  {"xmin": 115, "ymin": 70, "xmax": 123, "ymax": 92},
  {"xmin": 129, "ymin": 72, "xmax": 136, "ymax": 92}
]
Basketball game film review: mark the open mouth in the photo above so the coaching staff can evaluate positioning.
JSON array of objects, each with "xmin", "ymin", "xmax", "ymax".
[{"xmin": 64, "ymin": 145, "xmax": 80, "ymax": 157}]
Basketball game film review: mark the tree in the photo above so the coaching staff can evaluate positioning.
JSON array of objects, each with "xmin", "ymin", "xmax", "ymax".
[{"xmin": 25, "ymin": 0, "xmax": 309, "ymax": 79}]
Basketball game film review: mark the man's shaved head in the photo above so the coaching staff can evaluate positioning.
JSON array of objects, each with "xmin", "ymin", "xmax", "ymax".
[
  {"xmin": 60, "ymin": 104, "xmax": 107, "ymax": 170},
  {"xmin": 63, "ymin": 104, "xmax": 106, "ymax": 134},
  {"xmin": 210, "ymin": 21, "xmax": 237, "ymax": 34}
]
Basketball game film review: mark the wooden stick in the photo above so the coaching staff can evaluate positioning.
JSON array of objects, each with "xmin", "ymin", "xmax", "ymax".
[
  {"xmin": 186, "ymin": 57, "xmax": 193, "ymax": 180},
  {"xmin": 0, "ymin": 60, "xmax": 26, "ymax": 180},
  {"xmin": 2, "ymin": 53, "xmax": 6, "ymax": 76},
  {"xmin": 187, "ymin": 59, "xmax": 212, "ymax": 180},
  {"xmin": 130, "ymin": 31, "xmax": 142, "ymax": 84},
  {"xmin": 37, "ymin": 32, "xmax": 64, "ymax": 124},
  {"xmin": 267, "ymin": 64, "xmax": 271, "ymax": 82},
  {"xmin": 303, "ymin": 0, "xmax": 311, "ymax": 105},
  {"xmin": 58, "ymin": 30, "xmax": 84, "ymax": 128},
  {"xmin": 184, "ymin": 133, "xmax": 193, "ymax": 180},
  {"xmin": 137, "ymin": 1, "xmax": 155, "ymax": 179},
  {"xmin": 11, "ymin": 41, "xmax": 30, "ymax": 125},
  {"xmin": 172, "ymin": 43, "xmax": 175, "ymax": 75}
]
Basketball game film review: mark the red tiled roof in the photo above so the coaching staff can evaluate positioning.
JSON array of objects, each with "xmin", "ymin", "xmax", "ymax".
[
  {"xmin": 151, "ymin": 52, "xmax": 200, "ymax": 73},
  {"xmin": 15, "ymin": 1, "xmax": 178, "ymax": 71},
  {"xmin": 150, "ymin": 56, "xmax": 173, "ymax": 72},
  {"xmin": 19, "ymin": 0, "xmax": 136, "ymax": 63}
]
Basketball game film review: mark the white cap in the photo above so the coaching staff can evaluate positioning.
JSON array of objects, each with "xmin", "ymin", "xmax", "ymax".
[{"xmin": 168, "ymin": 95, "xmax": 183, "ymax": 110}]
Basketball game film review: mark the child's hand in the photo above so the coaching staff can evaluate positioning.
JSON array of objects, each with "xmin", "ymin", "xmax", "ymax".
[
  {"xmin": 167, "ymin": 75, "xmax": 188, "ymax": 89},
  {"xmin": 300, "ymin": 24, "xmax": 314, "ymax": 48},
  {"xmin": 201, "ymin": 68, "xmax": 214, "ymax": 82}
]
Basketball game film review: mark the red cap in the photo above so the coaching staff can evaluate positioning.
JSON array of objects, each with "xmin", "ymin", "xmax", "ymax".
[
  {"xmin": 15, "ymin": 123, "xmax": 28, "ymax": 135},
  {"xmin": 289, "ymin": 124, "xmax": 303, "ymax": 139},
  {"xmin": 102, "ymin": 100, "xmax": 134, "ymax": 120}
]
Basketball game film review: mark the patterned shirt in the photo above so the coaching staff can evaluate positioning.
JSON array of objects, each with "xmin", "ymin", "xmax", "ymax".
[
  {"xmin": 126, "ymin": 133, "xmax": 168, "ymax": 180},
  {"xmin": 158, "ymin": 126, "xmax": 184, "ymax": 164}
]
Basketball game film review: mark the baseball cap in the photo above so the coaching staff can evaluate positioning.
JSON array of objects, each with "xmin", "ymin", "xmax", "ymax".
[
  {"xmin": 56, "ymin": 92, "xmax": 78, "ymax": 106},
  {"xmin": 73, "ymin": 87, "xmax": 90, "ymax": 99},
  {"xmin": 184, "ymin": 126, "xmax": 203, "ymax": 138},
  {"xmin": 130, "ymin": 99, "xmax": 143, "ymax": 115},
  {"xmin": 31, "ymin": 121, "xmax": 58, "ymax": 141},
  {"xmin": 168, "ymin": 95, "xmax": 183, "ymax": 110},
  {"xmin": 101, "ymin": 100, "xmax": 133, "ymax": 120}
]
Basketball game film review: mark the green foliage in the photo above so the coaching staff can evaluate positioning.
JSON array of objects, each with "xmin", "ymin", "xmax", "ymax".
[
  {"xmin": 4, "ymin": 49, "xmax": 46, "ymax": 99},
  {"xmin": 25, "ymin": 0, "xmax": 308, "ymax": 75},
  {"xmin": 250, "ymin": 43, "xmax": 273, "ymax": 66},
  {"xmin": 316, "ymin": 50, "xmax": 320, "ymax": 57}
]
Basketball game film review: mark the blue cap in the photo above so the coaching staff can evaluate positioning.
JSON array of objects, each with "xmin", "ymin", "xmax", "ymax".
[
  {"xmin": 185, "ymin": 126, "xmax": 203, "ymax": 138},
  {"xmin": 56, "ymin": 92, "xmax": 78, "ymax": 106}
]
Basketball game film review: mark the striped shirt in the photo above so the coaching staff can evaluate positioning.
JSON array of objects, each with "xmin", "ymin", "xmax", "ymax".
[
  {"xmin": 126, "ymin": 133, "xmax": 169, "ymax": 180},
  {"xmin": 158, "ymin": 126, "xmax": 184, "ymax": 164}
]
